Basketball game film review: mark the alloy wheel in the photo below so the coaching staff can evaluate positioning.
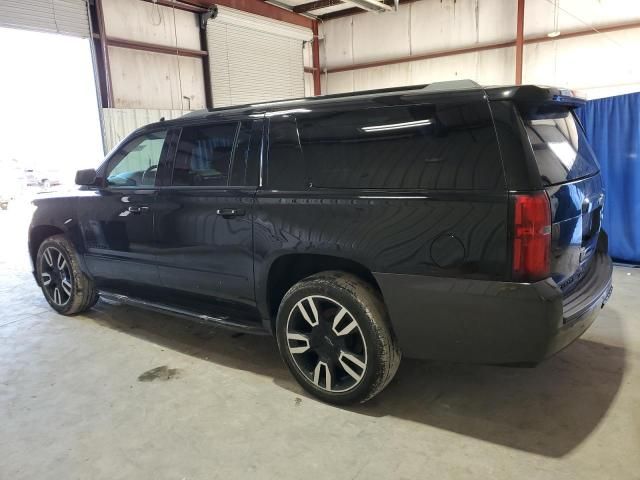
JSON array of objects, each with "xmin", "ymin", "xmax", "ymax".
[
  {"xmin": 285, "ymin": 295, "xmax": 367, "ymax": 393},
  {"xmin": 40, "ymin": 247, "xmax": 73, "ymax": 306}
]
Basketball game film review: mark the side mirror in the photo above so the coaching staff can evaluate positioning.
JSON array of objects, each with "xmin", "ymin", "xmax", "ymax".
[{"xmin": 75, "ymin": 168, "xmax": 97, "ymax": 186}]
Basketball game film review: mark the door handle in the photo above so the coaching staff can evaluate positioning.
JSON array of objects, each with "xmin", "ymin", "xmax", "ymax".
[
  {"xmin": 128, "ymin": 205, "xmax": 150, "ymax": 214},
  {"xmin": 216, "ymin": 208, "xmax": 246, "ymax": 218}
]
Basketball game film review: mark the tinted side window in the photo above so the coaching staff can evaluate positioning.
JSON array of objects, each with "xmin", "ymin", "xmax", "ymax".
[
  {"xmin": 106, "ymin": 130, "xmax": 167, "ymax": 187},
  {"xmin": 229, "ymin": 120, "xmax": 257, "ymax": 186},
  {"xmin": 298, "ymin": 102, "xmax": 503, "ymax": 190},
  {"xmin": 172, "ymin": 123, "xmax": 238, "ymax": 186},
  {"xmin": 267, "ymin": 117, "xmax": 307, "ymax": 189}
]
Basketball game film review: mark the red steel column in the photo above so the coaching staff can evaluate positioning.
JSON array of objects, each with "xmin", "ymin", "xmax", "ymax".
[
  {"xmin": 312, "ymin": 21, "xmax": 322, "ymax": 96},
  {"xmin": 515, "ymin": 0, "xmax": 525, "ymax": 85},
  {"xmin": 95, "ymin": 0, "xmax": 114, "ymax": 107}
]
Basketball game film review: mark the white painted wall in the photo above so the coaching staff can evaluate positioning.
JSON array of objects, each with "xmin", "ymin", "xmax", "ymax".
[
  {"xmin": 102, "ymin": 0, "xmax": 201, "ymax": 49},
  {"xmin": 102, "ymin": 108, "xmax": 190, "ymax": 152},
  {"xmin": 102, "ymin": 0, "xmax": 205, "ymax": 110},
  {"xmin": 98, "ymin": 0, "xmax": 206, "ymax": 148},
  {"xmin": 108, "ymin": 47, "xmax": 206, "ymax": 110},
  {"xmin": 319, "ymin": 0, "xmax": 640, "ymax": 99}
]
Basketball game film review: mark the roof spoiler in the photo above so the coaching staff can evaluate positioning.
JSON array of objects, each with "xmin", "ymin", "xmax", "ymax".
[{"xmin": 486, "ymin": 85, "xmax": 586, "ymax": 109}]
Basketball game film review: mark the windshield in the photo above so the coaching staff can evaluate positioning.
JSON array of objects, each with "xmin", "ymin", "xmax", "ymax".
[{"xmin": 522, "ymin": 107, "xmax": 600, "ymax": 186}]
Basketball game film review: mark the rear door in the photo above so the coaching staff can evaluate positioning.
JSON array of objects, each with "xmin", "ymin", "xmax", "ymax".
[
  {"xmin": 520, "ymin": 107, "xmax": 603, "ymax": 293},
  {"xmin": 154, "ymin": 119, "xmax": 262, "ymax": 309}
]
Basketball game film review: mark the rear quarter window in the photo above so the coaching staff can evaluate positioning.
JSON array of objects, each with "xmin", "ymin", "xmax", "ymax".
[
  {"xmin": 297, "ymin": 101, "xmax": 504, "ymax": 190},
  {"xmin": 522, "ymin": 108, "xmax": 600, "ymax": 186},
  {"xmin": 267, "ymin": 117, "xmax": 307, "ymax": 189}
]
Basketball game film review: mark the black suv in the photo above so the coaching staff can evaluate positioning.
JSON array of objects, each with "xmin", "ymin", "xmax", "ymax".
[{"xmin": 29, "ymin": 81, "xmax": 613, "ymax": 404}]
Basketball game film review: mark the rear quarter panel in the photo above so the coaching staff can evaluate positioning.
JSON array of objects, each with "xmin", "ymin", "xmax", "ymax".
[{"xmin": 253, "ymin": 189, "xmax": 509, "ymax": 319}]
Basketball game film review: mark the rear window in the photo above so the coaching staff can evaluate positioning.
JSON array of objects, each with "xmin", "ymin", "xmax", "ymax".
[
  {"xmin": 522, "ymin": 108, "xmax": 599, "ymax": 186},
  {"xmin": 296, "ymin": 102, "xmax": 504, "ymax": 190}
]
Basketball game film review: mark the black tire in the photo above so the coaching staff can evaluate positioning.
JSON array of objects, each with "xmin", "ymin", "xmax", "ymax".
[
  {"xmin": 36, "ymin": 234, "xmax": 99, "ymax": 315},
  {"xmin": 276, "ymin": 271, "xmax": 401, "ymax": 404}
]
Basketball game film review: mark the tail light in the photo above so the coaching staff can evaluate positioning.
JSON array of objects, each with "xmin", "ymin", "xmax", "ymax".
[{"xmin": 512, "ymin": 192, "xmax": 551, "ymax": 282}]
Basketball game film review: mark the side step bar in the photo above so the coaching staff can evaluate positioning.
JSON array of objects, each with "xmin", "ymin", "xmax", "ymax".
[{"xmin": 98, "ymin": 290, "xmax": 268, "ymax": 335}]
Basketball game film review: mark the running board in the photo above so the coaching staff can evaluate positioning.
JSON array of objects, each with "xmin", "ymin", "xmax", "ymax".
[{"xmin": 98, "ymin": 290, "xmax": 267, "ymax": 335}]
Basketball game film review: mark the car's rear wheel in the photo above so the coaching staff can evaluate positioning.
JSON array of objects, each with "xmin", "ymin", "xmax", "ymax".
[
  {"xmin": 276, "ymin": 271, "xmax": 401, "ymax": 404},
  {"xmin": 36, "ymin": 235, "xmax": 98, "ymax": 315}
]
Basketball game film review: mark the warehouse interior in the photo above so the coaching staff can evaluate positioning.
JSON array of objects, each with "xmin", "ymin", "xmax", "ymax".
[{"xmin": 1, "ymin": 0, "xmax": 639, "ymax": 479}]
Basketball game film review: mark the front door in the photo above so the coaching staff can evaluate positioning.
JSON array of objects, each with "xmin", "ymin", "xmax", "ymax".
[
  {"xmin": 78, "ymin": 129, "xmax": 170, "ymax": 294},
  {"xmin": 154, "ymin": 119, "xmax": 262, "ymax": 310}
]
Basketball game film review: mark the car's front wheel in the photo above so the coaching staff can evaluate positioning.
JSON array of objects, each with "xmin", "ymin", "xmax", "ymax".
[
  {"xmin": 36, "ymin": 235, "xmax": 98, "ymax": 315},
  {"xmin": 276, "ymin": 271, "xmax": 401, "ymax": 404}
]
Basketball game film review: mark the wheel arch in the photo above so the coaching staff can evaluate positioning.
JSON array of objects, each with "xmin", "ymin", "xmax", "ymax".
[
  {"xmin": 264, "ymin": 253, "xmax": 383, "ymax": 332},
  {"xmin": 29, "ymin": 225, "xmax": 65, "ymax": 271}
]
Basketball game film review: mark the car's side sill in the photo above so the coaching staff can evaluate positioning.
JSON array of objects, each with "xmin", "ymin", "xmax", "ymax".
[{"xmin": 98, "ymin": 290, "xmax": 268, "ymax": 335}]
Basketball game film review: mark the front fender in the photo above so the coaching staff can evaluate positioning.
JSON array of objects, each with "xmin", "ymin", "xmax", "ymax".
[{"xmin": 29, "ymin": 195, "xmax": 90, "ymax": 283}]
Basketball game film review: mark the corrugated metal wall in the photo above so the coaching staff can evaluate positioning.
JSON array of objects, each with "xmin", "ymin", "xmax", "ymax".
[
  {"xmin": 206, "ymin": 6, "xmax": 312, "ymax": 107},
  {"xmin": 0, "ymin": 0, "xmax": 90, "ymax": 38},
  {"xmin": 207, "ymin": 26, "xmax": 305, "ymax": 106}
]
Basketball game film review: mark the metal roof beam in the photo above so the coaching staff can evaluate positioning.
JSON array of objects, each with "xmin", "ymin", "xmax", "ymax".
[
  {"xmin": 319, "ymin": 0, "xmax": 418, "ymax": 20},
  {"xmin": 292, "ymin": 0, "xmax": 344, "ymax": 14},
  {"xmin": 185, "ymin": 0, "xmax": 314, "ymax": 29}
]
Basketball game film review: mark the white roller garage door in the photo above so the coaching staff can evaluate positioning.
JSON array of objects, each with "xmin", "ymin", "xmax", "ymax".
[
  {"xmin": 207, "ymin": 6, "xmax": 312, "ymax": 107},
  {"xmin": 0, "ymin": 0, "xmax": 90, "ymax": 38}
]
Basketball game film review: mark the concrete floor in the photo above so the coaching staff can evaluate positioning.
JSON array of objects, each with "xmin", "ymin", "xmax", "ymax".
[{"xmin": 1, "ymin": 201, "xmax": 639, "ymax": 480}]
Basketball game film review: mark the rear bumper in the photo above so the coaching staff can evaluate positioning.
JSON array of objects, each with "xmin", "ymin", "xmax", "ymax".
[{"xmin": 374, "ymin": 252, "xmax": 613, "ymax": 363}]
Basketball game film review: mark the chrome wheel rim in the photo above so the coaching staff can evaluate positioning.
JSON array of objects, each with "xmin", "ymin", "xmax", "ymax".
[
  {"xmin": 286, "ymin": 295, "xmax": 367, "ymax": 393},
  {"xmin": 40, "ymin": 247, "xmax": 72, "ymax": 306}
]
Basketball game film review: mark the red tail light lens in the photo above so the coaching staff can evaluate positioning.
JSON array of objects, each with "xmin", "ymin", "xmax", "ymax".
[{"xmin": 512, "ymin": 192, "xmax": 551, "ymax": 282}]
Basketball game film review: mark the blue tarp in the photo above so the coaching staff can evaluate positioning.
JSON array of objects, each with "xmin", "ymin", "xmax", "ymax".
[{"xmin": 577, "ymin": 92, "xmax": 640, "ymax": 264}]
